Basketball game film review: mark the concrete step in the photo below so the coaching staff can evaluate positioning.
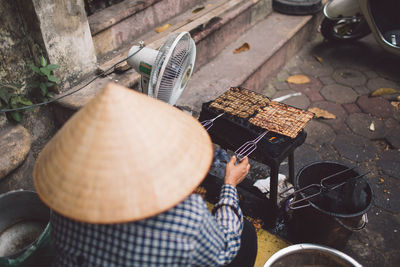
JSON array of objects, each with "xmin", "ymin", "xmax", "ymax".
[
  {"xmin": 55, "ymin": 0, "xmax": 273, "ymax": 115},
  {"xmin": 90, "ymin": 0, "xmax": 201, "ymax": 58},
  {"xmin": 177, "ymin": 11, "xmax": 322, "ymax": 113}
]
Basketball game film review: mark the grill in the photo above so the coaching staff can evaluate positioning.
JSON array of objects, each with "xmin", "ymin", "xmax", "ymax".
[
  {"xmin": 207, "ymin": 87, "xmax": 314, "ymax": 138},
  {"xmin": 199, "ymin": 87, "xmax": 313, "ymax": 226}
]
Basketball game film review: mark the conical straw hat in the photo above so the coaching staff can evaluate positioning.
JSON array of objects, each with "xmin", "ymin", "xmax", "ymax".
[{"xmin": 33, "ymin": 83, "xmax": 213, "ymax": 224}]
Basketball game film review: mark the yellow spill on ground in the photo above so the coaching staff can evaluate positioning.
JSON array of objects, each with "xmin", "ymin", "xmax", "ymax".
[{"xmin": 254, "ymin": 229, "xmax": 290, "ymax": 267}]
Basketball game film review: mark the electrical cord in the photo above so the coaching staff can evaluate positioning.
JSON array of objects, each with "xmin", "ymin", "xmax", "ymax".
[{"xmin": 0, "ymin": 46, "xmax": 143, "ymax": 113}]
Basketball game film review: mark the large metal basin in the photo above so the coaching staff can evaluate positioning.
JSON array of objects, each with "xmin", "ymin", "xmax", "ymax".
[
  {"xmin": 264, "ymin": 244, "xmax": 362, "ymax": 267},
  {"xmin": 0, "ymin": 190, "xmax": 50, "ymax": 259}
]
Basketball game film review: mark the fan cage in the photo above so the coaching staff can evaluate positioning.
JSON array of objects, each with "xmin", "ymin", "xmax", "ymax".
[{"xmin": 149, "ymin": 32, "xmax": 195, "ymax": 104}]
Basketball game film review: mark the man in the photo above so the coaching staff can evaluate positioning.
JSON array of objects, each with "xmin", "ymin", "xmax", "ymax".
[{"xmin": 33, "ymin": 83, "xmax": 257, "ymax": 266}]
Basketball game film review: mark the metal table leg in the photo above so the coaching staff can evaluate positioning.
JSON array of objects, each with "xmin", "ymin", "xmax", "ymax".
[
  {"xmin": 288, "ymin": 152, "xmax": 295, "ymax": 184},
  {"xmin": 269, "ymin": 163, "xmax": 279, "ymax": 210}
]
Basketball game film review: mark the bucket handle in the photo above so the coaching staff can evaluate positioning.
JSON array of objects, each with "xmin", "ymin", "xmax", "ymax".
[{"xmin": 334, "ymin": 213, "xmax": 368, "ymax": 231}]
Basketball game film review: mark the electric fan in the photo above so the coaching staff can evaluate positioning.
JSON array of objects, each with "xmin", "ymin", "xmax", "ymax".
[{"xmin": 127, "ymin": 32, "xmax": 196, "ymax": 105}]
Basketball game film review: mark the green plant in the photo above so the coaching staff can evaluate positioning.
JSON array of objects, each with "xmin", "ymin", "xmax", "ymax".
[
  {"xmin": 0, "ymin": 83, "xmax": 33, "ymax": 122},
  {"xmin": 30, "ymin": 56, "xmax": 60, "ymax": 99}
]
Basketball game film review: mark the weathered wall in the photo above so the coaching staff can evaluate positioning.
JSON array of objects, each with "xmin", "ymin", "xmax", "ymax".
[
  {"xmin": 32, "ymin": 0, "xmax": 98, "ymax": 89},
  {"xmin": 0, "ymin": 0, "xmax": 58, "ymax": 194},
  {"xmin": 0, "ymin": 1, "xmax": 42, "ymax": 88}
]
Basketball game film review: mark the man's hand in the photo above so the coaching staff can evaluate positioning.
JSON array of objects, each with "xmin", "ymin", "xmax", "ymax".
[{"xmin": 224, "ymin": 156, "xmax": 250, "ymax": 187}]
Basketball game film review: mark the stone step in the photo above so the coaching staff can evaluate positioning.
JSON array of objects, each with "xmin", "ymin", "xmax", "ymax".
[
  {"xmin": 0, "ymin": 125, "xmax": 31, "ymax": 180},
  {"xmin": 90, "ymin": 0, "xmax": 201, "ymax": 58},
  {"xmin": 177, "ymin": 12, "xmax": 322, "ymax": 113},
  {"xmin": 55, "ymin": 0, "xmax": 273, "ymax": 114}
]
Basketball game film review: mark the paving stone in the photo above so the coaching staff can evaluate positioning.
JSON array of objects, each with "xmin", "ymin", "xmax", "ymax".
[
  {"xmin": 344, "ymin": 229, "xmax": 387, "ymax": 267},
  {"xmin": 384, "ymin": 118, "xmax": 399, "ymax": 129},
  {"xmin": 299, "ymin": 60, "xmax": 334, "ymax": 78},
  {"xmin": 271, "ymin": 90, "xmax": 310, "ymax": 110},
  {"xmin": 316, "ymin": 144, "xmax": 340, "ymax": 161},
  {"xmin": 276, "ymin": 69, "xmax": 290, "ymax": 82},
  {"xmin": 358, "ymin": 160, "xmax": 380, "ymax": 180},
  {"xmin": 333, "ymin": 134, "xmax": 378, "ymax": 162},
  {"xmin": 376, "ymin": 149, "xmax": 400, "ymax": 178},
  {"xmin": 344, "ymin": 206, "xmax": 396, "ymax": 267},
  {"xmin": 287, "ymin": 76, "xmax": 324, "ymax": 102},
  {"xmin": 343, "ymin": 103, "xmax": 362, "ymax": 114},
  {"xmin": 372, "ymin": 139, "xmax": 392, "ymax": 154},
  {"xmin": 293, "ymin": 143, "xmax": 321, "ymax": 174},
  {"xmin": 367, "ymin": 77, "xmax": 400, "ymax": 92},
  {"xmin": 353, "ymin": 85, "xmax": 370, "ymax": 96},
  {"xmin": 375, "ymin": 57, "xmax": 400, "ymax": 82},
  {"xmin": 346, "ymin": 113, "xmax": 386, "ymax": 139},
  {"xmin": 364, "ymin": 207, "xmax": 400, "ymax": 254},
  {"xmin": 371, "ymin": 175, "xmax": 400, "ymax": 213},
  {"xmin": 320, "ymin": 84, "xmax": 358, "ymax": 104},
  {"xmin": 318, "ymin": 76, "xmax": 336, "ymax": 86},
  {"xmin": 332, "ymin": 69, "xmax": 367, "ymax": 87},
  {"xmin": 284, "ymin": 65, "xmax": 303, "ymax": 75},
  {"xmin": 387, "ymin": 250, "xmax": 400, "ymax": 267},
  {"xmin": 303, "ymin": 120, "xmax": 335, "ymax": 148},
  {"xmin": 364, "ymin": 70, "xmax": 379, "ymax": 79},
  {"xmin": 310, "ymin": 100, "xmax": 348, "ymax": 119},
  {"xmin": 0, "ymin": 125, "xmax": 31, "ymax": 179},
  {"xmin": 270, "ymin": 79, "xmax": 290, "ymax": 91},
  {"xmin": 262, "ymin": 84, "xmax": 277, "ymax": 98},
  {"xmin": 329, "ymin": 120, "xmax": 353, "ymax": 135},
  {"xmin": 309, "ymin": 101, "xmax": 349, "ymax": 132},
  {"xmin": 357, "ymin": 95, "xmax": 396, "ymax": 118},
  {"xmin": 386, "ymin": 126, "xmax": 400, "ymax": 149}
]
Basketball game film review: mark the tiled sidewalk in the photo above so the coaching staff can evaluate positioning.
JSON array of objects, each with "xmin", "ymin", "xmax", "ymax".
[{"xmin": 262, "ymin": 34, "xmax": 400, "ymax": 266}]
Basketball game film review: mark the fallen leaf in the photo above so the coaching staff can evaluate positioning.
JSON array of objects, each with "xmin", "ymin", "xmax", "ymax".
[
  {"xmin": 233, "ymin": 42, "xmax": 250, "ymax": 54},
  {"xmin": 192, "ymin": 6, "xmax": 205, "ymax": 13},
  {"xmin": 391, "ymin": 101, "xmax": 400, "ymax": 110},
  {"xmin": 314, "ymin": 55, "xmax": 323, "ymax": 63},
  {"xmin": 371, "ymin": 87, "xmax": 397, "ymax": 97},
  {"xmin": 155, "ymin": 23, "xmax": 171, "ymax": 33},
  {"xmin": 286, "ymin": 74, "xmax": 310, "ymax": 84},
  {"xmin": 369, "ymin": 122, "xmax": 375, "ymax": 131},
  {"xmin": 308, "ymin": 107, "xmax": 336, "ymax": 119}
]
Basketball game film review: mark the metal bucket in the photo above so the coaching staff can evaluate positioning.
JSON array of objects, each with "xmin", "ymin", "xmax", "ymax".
[
  {"xmin": 288, "ymin": 161, "xmax": 373, "ymax": 249},
  {"xmin": 0, "ymin": 190, "xmax": 51, "ymax": 266},
  {"xmin": 264, "ymin": 244, "xmax": 361, "ymax": 267}
]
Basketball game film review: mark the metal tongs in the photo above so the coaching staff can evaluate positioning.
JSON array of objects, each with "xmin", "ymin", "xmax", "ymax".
[
  {"xmin": 200, "ymin": 113, "xmax": 224, "ymax": 131},
  {"xmin": 283, "ymin": 167, "xmax": 369, "ymax": 210},
  {"xmin": 234, "ymin": 130, "xmax": 269, "ymax": 161}
]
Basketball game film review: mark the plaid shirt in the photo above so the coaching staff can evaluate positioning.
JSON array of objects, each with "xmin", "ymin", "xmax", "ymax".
[{"xmin": 50, "ymin": 184, "xmax": 244, "ymax": 266}]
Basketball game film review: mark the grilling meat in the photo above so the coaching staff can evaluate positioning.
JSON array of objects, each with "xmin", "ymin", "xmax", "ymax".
[
  {"xmin": 209, "ymin": 87, "xmax": 314, "ymax": 138},
  {"xmin": 209, "ymin": 87, "xmax": 270, "ymax": 118},
  {"xmin": 249, "ymin": 101, "xmax": 314, "ymax": 138}
]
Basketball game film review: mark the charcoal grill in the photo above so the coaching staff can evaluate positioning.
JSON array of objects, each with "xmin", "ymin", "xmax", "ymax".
[{"xmin": 199, "ymin": 87, "xmax": 311, "ymax": 223}]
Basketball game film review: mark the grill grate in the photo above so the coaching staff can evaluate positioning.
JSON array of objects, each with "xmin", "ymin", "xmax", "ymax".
[
  {"xmin": 209, "ymin": 87, "xmax": 270, "ymax": 118},
  {"xmin": 249, "ymin": 101, "xmax": 314, "ymax": 138},
  {"xmin": 208, "ymin": 87, "xmax": 314, "ymax": 138}
]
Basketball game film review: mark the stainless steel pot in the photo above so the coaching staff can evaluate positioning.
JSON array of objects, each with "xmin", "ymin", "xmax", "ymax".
[
  {"xmin": 0, "ymin": 190, "xmax": 50, "ymax": 259},
  {"xmin": 264, "ymin": 243, "xmax": 362, "ymax": 267}
]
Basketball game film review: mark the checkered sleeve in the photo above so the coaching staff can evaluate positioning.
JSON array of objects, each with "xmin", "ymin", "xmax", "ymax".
[{"xmin": 191, "ymin": 184, "xmax": 243, "ymax": 266}]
